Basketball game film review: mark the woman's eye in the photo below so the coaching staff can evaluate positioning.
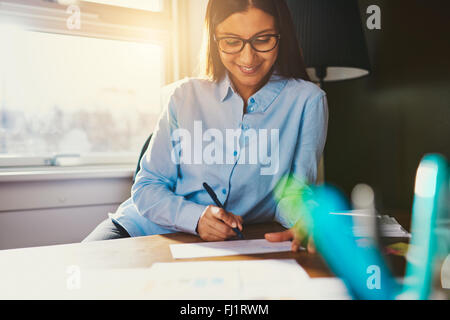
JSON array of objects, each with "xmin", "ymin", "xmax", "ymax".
[
  {"xmin": 225, "ymin": 39, "xmax": 241, "ymax": 46},
  {"xmin": 254, "ymin": 37, "xmax": 271, "ymax": 44}
]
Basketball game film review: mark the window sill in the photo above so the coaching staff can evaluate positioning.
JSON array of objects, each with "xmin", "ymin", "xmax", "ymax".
[{"xmin": 0, "ymin": 165, "xmax": 135, "ymax": 183}]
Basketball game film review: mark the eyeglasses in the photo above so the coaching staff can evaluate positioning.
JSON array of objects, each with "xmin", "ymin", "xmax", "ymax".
[{"xmin": 214, "ymin": 34, "xmax": 281, "ymax": 54}]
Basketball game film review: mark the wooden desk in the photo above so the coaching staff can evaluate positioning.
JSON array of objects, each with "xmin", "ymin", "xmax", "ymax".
[{"xmin": 0, "ymin": 222, "xmax": 406, "ymax": 299}]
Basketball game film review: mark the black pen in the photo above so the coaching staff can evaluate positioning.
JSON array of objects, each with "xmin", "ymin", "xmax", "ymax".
[{"xmin": 202, "ymin": 182, "xmax": 244, "ymax": 240}]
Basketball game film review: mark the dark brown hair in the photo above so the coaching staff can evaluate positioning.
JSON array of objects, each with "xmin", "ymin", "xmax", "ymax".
[{"xmin": 202, "ymin": 0, "xmax": 310, "ymax": 82}]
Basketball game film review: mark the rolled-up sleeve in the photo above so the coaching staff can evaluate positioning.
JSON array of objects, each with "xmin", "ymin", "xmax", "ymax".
[
  {"xmin": 131, "ymin": 88, "xmax": 206, "ymax": 235},
  {"xmin": 274, "ymin": 93, "xmax": 329, "ymax": 228}
]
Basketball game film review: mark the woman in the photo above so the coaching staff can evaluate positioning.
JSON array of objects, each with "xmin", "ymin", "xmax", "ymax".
[{"xmin": 83, "ymin": 0, "xmax": 328, "ymax": 252}]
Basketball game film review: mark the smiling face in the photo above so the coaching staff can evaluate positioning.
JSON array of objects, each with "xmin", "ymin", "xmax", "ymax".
[{"xmin": 215, "ymin": 7, "xmax": 279, "ymax": 98}]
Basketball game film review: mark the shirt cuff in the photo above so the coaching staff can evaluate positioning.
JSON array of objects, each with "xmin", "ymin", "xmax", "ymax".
[
  {"xmin": 175, "ymin": 201, "xmax": 207, "ymax": 235},
  {"xmin": 274, "ymin": 197, "xmax": 302, "ymax": 229},
  {"xmin": 274, "ymin": 212, "xmax": 299, "ymax": 229}
]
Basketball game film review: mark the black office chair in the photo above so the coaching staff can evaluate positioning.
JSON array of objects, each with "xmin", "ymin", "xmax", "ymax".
[{"xmin": 133, "ymin": 133, "xmax": 153, "ymax": 183}]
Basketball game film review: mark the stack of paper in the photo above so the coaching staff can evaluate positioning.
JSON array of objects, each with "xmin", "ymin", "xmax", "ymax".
[{"xmin": 353, "ymin": 215, "xmax": 411, "ymax": 238}]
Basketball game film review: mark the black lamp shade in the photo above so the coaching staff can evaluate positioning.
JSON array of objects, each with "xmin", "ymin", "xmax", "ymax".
[{"xmin": 286, "ymin": 0, "xmax": 371, "ymax": 82}]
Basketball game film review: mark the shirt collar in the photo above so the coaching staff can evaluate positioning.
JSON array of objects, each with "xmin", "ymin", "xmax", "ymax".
[
  {"xmin": 218, "ymin": 71, "xmax": 288, "ymax": 113},
  {"xmin": 219, "ymin": 72, "xmax": 235, "ymax": 102}
]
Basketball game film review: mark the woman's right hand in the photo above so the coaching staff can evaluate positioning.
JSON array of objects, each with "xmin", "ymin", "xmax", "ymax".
[{"xmin": 197, "ymin": 205, "xmax": 243, "ymax": 241}]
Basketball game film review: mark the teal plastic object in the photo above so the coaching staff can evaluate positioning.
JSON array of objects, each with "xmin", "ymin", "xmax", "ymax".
[
  {"xmin": 305, "ymin": 185, "xmax": 401, "ymax": 299},
  {"xmin": 305, "ymin": 154, "xmax": 448, "ymax": 300},
  {"xmin": 401, "ymin": 154, "xmax": 448, "ymax": 299}
]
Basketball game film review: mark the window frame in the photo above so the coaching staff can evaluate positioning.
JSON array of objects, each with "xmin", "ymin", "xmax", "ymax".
[{"xmin": 0, "ymin": 0, "xmax": 176, "ymax": 168}]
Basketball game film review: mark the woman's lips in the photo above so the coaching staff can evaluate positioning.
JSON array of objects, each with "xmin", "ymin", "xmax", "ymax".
[{"xmin": 237, "ymin": 64, "xmax": 261, "ymax": 75}]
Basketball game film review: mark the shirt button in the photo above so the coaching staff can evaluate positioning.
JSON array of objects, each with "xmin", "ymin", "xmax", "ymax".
[
  {"xmin": 250, "ymin": 98, "xmax": 255, "ymax": 104},
  {"xmin": 242, "ymin": 124, "xmax": 250, "ymax": 131},
  {"xmin": 222, "ymin": 188, "xmax": 227, "ymax": 195},
  {"xmin": 233, "ymin": 150, "xmax": 238, "ymax": 157}
]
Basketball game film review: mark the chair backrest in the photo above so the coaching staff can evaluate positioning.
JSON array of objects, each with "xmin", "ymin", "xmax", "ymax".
[
  {"xmin": 317, "ymin": 156, "xmax": 325, "ymax": 184},
  {"xmin": 133, "ymin": 134, "xmax": 153, "ymax": 183}
]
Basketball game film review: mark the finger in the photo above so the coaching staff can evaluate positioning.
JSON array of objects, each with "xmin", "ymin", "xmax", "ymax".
[
  {"xmin": 211, "ymin": 207, "xmax": 237, "ymax": 229},
  {"xmin": 206, "ymin": 216, "xmax": 235, "ymax": 239},
  {"xmin": 233, "ymin": 215, "xmax": 244, "ymax": 231},
  {"xmin": 204, "ymin": 207, "xmax": 231, "ymax": 237},
  {"xmin": 307, "ymin": 236, "xmax": 316, "ymax": 253},
  {"xmin": 207, "ymin": 221, "xmax": 231, "ymax": 239},
  {"xmin": 202, "ymin": 231, "xmax": 225, "ymax": 242},
  {"xmin": 201, "ymin": 220, "xmax": 229, "ymax": 240},
  {"xmin": 291, "ymin": 238, "xmax": 301, "ymax": 252},
  {"xmin": 265, "ymin": 230, "xmax": 294, "ymax": 242}
]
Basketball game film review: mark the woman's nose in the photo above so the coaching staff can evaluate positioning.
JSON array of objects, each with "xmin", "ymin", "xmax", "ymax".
[{"xmin": 238, "ymin": 42, "xmax": 257, "ymax": 65}]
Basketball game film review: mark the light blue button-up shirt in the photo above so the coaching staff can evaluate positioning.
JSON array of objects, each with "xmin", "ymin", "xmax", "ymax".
[{"xmin": 110, "ymin": 72, "xmax": 328, "ymax": 237}]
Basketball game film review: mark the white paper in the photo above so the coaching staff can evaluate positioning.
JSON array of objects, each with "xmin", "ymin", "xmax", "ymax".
[
  {"xmin": 170, "ymin": 239, "xmax": 295, "ymax": 259},
  {"xmin": 297, "ymin": 278, "xmax": 352, "ymax": 300},
  {"xmin": 353, "ymin": 216, "xmax": 411, "ymax": 238},
  {"xmin": 147, "ymin": 259, "xmax": 310, "ymax": 300},
  {"xmin": 331, "ymin": 212, "xmax": 411, "ymax": 238}
]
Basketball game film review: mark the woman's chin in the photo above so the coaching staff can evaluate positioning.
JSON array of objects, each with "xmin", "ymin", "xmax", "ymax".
[{"xmin": 232, "ymin": 73, "xmax": 265, "ymax": 88}]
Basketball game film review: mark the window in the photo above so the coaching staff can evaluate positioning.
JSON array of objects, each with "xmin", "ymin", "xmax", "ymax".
[
  {"xmin": 82, "ymin": 0, "xmax": 164, "ymax": 12},
  {"xmin": 0, "ymin": 0, "xmax": 173, "ymax": 167}
]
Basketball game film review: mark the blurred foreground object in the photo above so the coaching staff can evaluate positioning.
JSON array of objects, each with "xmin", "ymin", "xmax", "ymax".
[
  {"xmin": 299, "ymin": 154, "xmax": 448, "ymax": 299},
  {"xmin": 305, "ymin": 184, "xmax": 401, "ymax": 299},
  {"xmin": 401, "ymin": 154, "xmax": 449, "ymax": 299}
]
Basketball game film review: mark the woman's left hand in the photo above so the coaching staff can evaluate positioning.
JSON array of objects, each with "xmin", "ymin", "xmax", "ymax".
[{"xmin": 264, "ymin": 227, "xmax": 315, "ymax": 253}]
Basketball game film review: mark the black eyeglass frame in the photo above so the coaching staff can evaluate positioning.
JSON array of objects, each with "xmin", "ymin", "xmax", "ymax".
[{"xmin": 214, "ymin": 34, "xmax": 281, "ymax": 54}]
